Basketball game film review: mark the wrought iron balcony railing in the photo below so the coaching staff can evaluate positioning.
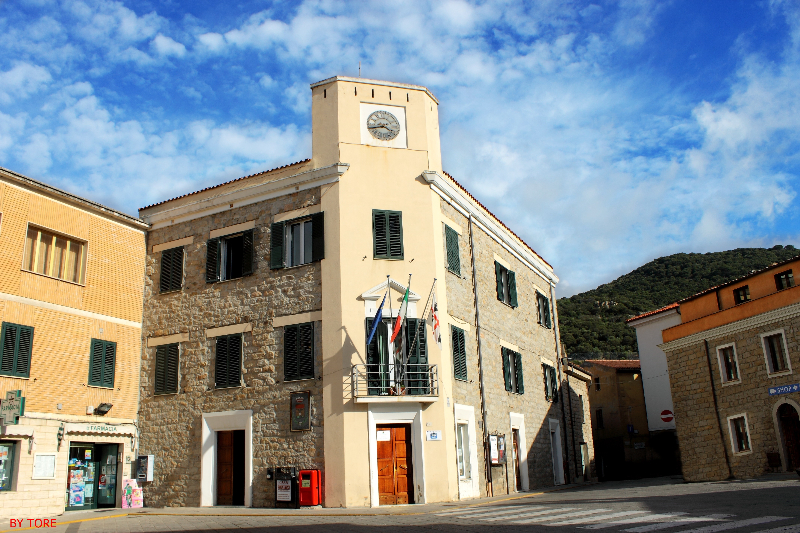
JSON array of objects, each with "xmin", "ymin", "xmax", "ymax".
[{"xmin": 351, "ymin": 364, "xmax": 439, "ymax": 399}]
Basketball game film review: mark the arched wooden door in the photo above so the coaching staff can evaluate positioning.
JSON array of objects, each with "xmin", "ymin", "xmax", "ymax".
[{"xmin": 778, "ymin": 403, "xmax": 800, "ymax": 470}]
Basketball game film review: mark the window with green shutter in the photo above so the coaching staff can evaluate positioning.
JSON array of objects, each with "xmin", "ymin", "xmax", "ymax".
[
  {"xmin": 88, "ymin": 339, "xmax": 116, "ymax": 388},
  {"xmin": 284, "ymin": 322, "xmax": 315, "ymax": 381},
  {"xmin": 502, "ymin": 347, "xmax": 523, "ymax": 394},
  {"xmin": 451, "ymin": 326, "xmax": 467, "ymax": 381},
  {"xmin": 445, "ymin": 225, "xmax": 460, "ymax": 276},
  {"xmin": 373, "ymin": 210, "xmax": 403, "ymax": 260},
  {"xmin": 214, "ymin": 334, "xmax": 242, "ymax": 389},
  {"xmin": 537, "ymin": 293, "xmax": 552, "ymax": 328},
  {"xmin": 206, "ymin": 229, "xmax": 254, "ymax": 282},
  {"xmin": 543, "ymin": 364, "xmax": 558, "ymax": 402},
  {"xmin": 160, "ymin": 247, "xmax": 184, "ymax": 293},
  {"xmin": 154, "ymin": 343, "xmax": 180, "ymax": 394},
  {"xmin": 0, "ymin": 322, "xmax": 33, "ymax": 378},
  {"xmin": 271, "ymin": 212, "xmax": 325, "ymax": 270},
  {"xmin": 494, "ymin": 261, "xmax": 518, "ymax": 308},
  {"xmin": 405, "ymin": 318, "xmax": 428, "ymax": 394}
]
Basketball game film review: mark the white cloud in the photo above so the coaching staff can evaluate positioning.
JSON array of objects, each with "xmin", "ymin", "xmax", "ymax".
[
  {"xmin": 0, "ymin": 63, "xmax": 52, "ymax": 104},
  {"xmin": 151, "ymin": 34, "xmax": 186, "ymax": 57}
]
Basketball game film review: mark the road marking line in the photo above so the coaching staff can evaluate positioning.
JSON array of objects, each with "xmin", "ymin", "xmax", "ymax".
[
  {"xmin": 550, "ymin": 511, "xmax": 650, "ymax": 525},
  {"xmin": 450, "ymin": 506, "xmax": 550, "ymax": 519},
  {"xmin": 435, "ymin": 506, "xmax": 542, "ymax": 517},
  {"xmin": 672, "ymin": 517, "xmax": 790, "ymax": 533},
  {"xmin": 583, "ymin": 513, "xmax": 689, "ymax": 529},
  {"xmin": 748, "ymin": 524, "xmax": 800, "ymax": 533},
  {"xmin": 482, "ymin": 507, "xmax": 579, "ymax": 522},
  {"xmin": 512, "ymin": 509, "xmax": 613, "ymax": 524},
  {"xmin": 626, "ymin": 515, "xmax": 734, "ymax": 532}
]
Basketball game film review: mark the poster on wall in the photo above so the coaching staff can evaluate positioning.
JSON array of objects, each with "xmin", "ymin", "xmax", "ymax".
[
  {"xmin": 489, "ymin": 434, "xmax": 507, "ymax": 465},
  {"xmin": 276, "ymin": 479, "xmax": 292, "ymax": 501},
  {"xmin": 122, "ymin": 479, "xmax": 143, "ymax": 509},
  {"xmin": 69, "ymin": 483, "xmax": 84, "ymax": 507},
  {"xmin": 290, "ymin": 391, "xmax": 312, "ymax": 431}
]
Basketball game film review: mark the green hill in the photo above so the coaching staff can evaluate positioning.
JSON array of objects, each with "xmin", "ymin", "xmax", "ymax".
[{"xmin": 557, "ymin": 245, "xmax": 799, "ymax": 359}]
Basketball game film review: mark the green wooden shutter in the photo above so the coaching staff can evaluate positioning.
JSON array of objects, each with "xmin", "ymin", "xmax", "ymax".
[
  {"xmin": 270, "ymin": 222, "xmax": 285, "ymax": 269},
  {"xmin": 544, "ymin": 298, "xmax": 552, "ymax": 328},
  {"xmin": 452, "ymin": 326, "xmax": 467, "ymax": 381},
  {"xmin": 0, "ymin": 323, "xmax": 16, "ymax": 376},
  {"xmin": 297, "ymin": 323, "xmax": 314, "ymax": 379},
  {"xmin": 227, "ymin": 335, "xmax": 242, "ymax": 388},
  {"xmin": 160, "ymin": 248, "xmax": 173, "ymax": 293},
  {"xmin": 101, "ymin": 342, "xmax": 116, "ymax": 388},
  {"xmin": 215, "ymin": 336, "xmax": 229, "ymax": 388},
  {"xmin": 445, "ymin": 226, "xmax": 460, "ymax": 276},
  {"xmin": 15, "ymin": 325, "xmax": 33, "ymax": 378},
  {"xmin": 160, "ymin": 247, "xmax": 184, "ymax": 293},
  {"xmin": 502, "ymin": 348, "xmax": 512, "ymax": 391},
  {"xmin": 155, "ymin": 345, "xmax": 167, "ymax": 394},
  {"xmin": 365, "ymin": 318, "xmax": 382, "ymax": 395},
  {"xmin": 388, "ymin": 212, "xmax": 403, "ymax": 259},
  {"xmin": 406, "ymin": 319, "xmax": 428, "ymax": 394},
  {"xmin": 495, "ymin": 262, "xmax": 504, "ymax": 302},
  {"xmin": 206, "ymin": 238, "xmax": 220, "ymax": 282},
  {"xmin": 508, "ymin": 270, "xmax": 518, "ymax": 308},
  {"xmin": 166, "ymin": 343, "xmax": 179, "ymax": 393},
  {"xmin": 311, "ymin": 212, "xmax": 325, "ymax": 262},
  {"xmin": 284, "ymin": 325, "xmax": 298, "ymax": 381},
  {"xmin": 514, "ymin": 351, "xmax": 524, "ymax": 394},
  {"xmin": 241, "ymin": 229, "xmax": 254, "ymax": 276},
  {"xmin": 373, "ymin": 210, "xmax": 388, "ymax": 258},
  {"xmin": 88, "ymin": 339, "xmax": 105, "ymax": 386},
  {"xmin": 0, "ymin": 323, "xmax": 33, "ymax": 378}
]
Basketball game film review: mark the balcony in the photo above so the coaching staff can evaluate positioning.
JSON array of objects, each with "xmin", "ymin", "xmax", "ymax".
[{"xmin": 351, "ymin": 364, "xmax": 439, "ymax": 403}]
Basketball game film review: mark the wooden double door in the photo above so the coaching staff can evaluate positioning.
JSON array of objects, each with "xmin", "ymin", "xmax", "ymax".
[
  {"xmin": 778, "ymin": 404, "xmax": 800, "ymax": 470},
  {"xmin": 377, "ymin": 424, "xmax": 413, "ymax": 505},
  {"xmin": 217, "ymin": 430, "xmax": 245, "ymax": 506}
]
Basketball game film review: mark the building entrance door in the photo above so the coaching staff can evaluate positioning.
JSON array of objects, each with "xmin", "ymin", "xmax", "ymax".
[
  {"xmin": 216, "ymin": 430, "xmax": 245, "ymax": 505},
  {"xmin": 66, "ymin": 443, "xmax": 98, "ymax": 511},
  {"xmin": 377, "ymin": 424, "xmax": 413, "ymax": 505},
  {"xmin": 512, "ymin": 429, "xmax": 521, "ymax": 491},
  {"xmin": 778, "ymin": 403, "xmax": 800, "ymax": 470}
]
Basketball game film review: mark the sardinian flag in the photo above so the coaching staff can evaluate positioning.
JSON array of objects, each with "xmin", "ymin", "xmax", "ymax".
[{"xmin": 428, "ymin": 290, "xmax": 442, "ymax": 349}]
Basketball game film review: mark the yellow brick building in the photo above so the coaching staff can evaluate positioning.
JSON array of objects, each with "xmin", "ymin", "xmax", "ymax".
[{"xmin": 0, "ymin": 167, "xmax": 148, "ymax": 517}]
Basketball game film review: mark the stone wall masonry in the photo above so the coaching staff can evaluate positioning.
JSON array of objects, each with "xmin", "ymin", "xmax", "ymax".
[
  {"xmin": 139, "ymin": 188, "xmax": 325, "ymax": 508},
  {"xmin": 439, "ymin": 199, "xmax": 586, "ymax": 494},
  {"xmin": 665, "ymin": 313, "xmax": 800, "ymax": 481}
]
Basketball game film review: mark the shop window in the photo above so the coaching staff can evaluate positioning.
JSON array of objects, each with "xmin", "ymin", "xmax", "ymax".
[
  {"xmin": 717, "ymin": 344, "xmax": 740, "ymax": 384},
  {"xmin": 775, "ymin": 270, "xmax": 795, "ymax": 291},
  {"xmin": 88, "ymin": 339, "xmax": 116, "ymax": 388},
  {"xmin": 206, "ymin": 230, "xmax": 254, "ymax": 282},
  {"xmin": 537, "ymin": 292, "xmax": 552, "ymax": 328},
  {"xmin": 445, "ymin": 225, "xmax": 460, "ymax": 276},
  {"xmin": 372, "ymin": 210, "xmax": 403, "ymax": 260},
  {"xmin": 543, "ymin": 364, "xmax": 558, "ymax": 402},
  {"xmin": 502, "ymin": 347, "xmax": 524, "ymax": 394},
  {"xmin": 154, "ymin": 343, "xmax": 179, "ymax": 394},
  {"xmin": 271, "ymin": 213, "xmax": 325, "ymax": 269},
  {"xmin": 159, "ymin": 247, "xmax": 184, "ymax": 293},
  {"xmin": 23, "ymin": 225, "xmax": 86, "ymax": 284},
  {"xmin": 451, "ymin": 325, "xmax": 467, "ymax": 381},
  {"xmin": 733, "ymin": 285, "xmax": 750, "ymax": 305},
  {"xmin": 214, "ymin": 334, "xmax": 242, "ymax": 389},
  {"xmin": 495, "ymin": 262, "xmax": 518, "ymax": 307},
  {"xmin": 728, "ymin": 414, "xmax": 751, "ymax": 454},
  {"xmin": 0, "ymin": 441, "xmax": 16, "ymax": 491},
  {"xmin": 0, "ymin": 322, "xmax": 33, "ymax": 378},
  {"xmin": 456, "ymin": 423, "xmax": 471, "ymax": 479},
  {"xmin": 762, "ymin": 331, "xmax": 791, "ymax": 375},
  {"xmin": 284, "ymin": 322, "xmax": 314, "ymax": 381}
]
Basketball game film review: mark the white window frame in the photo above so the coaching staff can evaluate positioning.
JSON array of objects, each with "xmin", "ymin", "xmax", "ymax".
[
  {"xmin": 716, "ymin": 343, "xmax": 741, "ymax": 385},
  {"xmin": 284, "ymin": 218, "xmax": 313, "ymax": 267},
  {"xmin": 760, "ymin": 329, "xmax": 792, "ymax": 377},
  {"xmin": 726, "ymin": 413, "xmax": 752, "ymax": 455},
  {"xmin": 456, "ymin": 422, "xmax": 471, "ymax": 480}
]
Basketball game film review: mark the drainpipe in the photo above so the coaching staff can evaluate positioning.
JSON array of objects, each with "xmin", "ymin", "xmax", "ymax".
[
  {"xmin": 552, "ymin": 283, "xmax": 572, "ymax": 484},
  {"xmin": 703, "ymin": 339, "xmax": 734, "ymax": 479},
  {"xmin": 469, "ymin": 214, "xmax": 492, "ymax": 497}
]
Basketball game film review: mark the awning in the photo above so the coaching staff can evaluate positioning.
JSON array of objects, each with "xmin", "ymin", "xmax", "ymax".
[
  {"xmin": 0, "ymin": 425, "xmax": 34, "ymax": 437},
  {"xmin": 65, "ymin": 423, "xmax": 136, "ymax": 437}
]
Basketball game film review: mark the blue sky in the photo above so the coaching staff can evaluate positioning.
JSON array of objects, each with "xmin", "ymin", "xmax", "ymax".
[{"xmin": 1, "ymin": 0, "xmax": 799, "ymax": 296}]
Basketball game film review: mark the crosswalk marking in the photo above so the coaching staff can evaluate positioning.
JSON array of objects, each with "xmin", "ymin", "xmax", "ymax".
[
  {"xmin": 512, "ymin": 509, "xmax": 614, "ymax": 524},
  {"xmin": 459, "ymin": 506, "xmax": 551, "ymax": 519},
  {"xmin": 749, "ymin": 524, "xmax": 800, "ymax": 533},
  {"xmin": 550, "ymin": 511, "xmax": 650, "ymax": 526},
  {"xmin": 434, "ymin": 505, "xmax": 531, "ymax": 516},
  {"xmin": 482, "ymin": 507, "xmax": 579, "ymax": 522},
  {"xmin": 672, "ymin": 517, "xmax": 790, "ymax": 533},
  {"xmin": 626, "ymin": 515, "xmax": 734, "ymax": 532},
  {"xmin": 583, "ymin": 513, "xmax": 689, "ymax": 529}
]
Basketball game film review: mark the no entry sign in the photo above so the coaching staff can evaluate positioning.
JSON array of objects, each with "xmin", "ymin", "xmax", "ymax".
[{"xmin": 661, "ymin": 410, "xmax": 674, "ymax": 423}]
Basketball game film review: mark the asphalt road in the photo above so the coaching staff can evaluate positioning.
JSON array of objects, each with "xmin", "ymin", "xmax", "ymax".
[{"xmin": 18, "ymin": 474, "xmax": 800, "ymax": 533}]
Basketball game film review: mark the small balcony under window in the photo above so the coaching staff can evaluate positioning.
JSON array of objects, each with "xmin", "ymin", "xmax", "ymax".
[{"xmin": 351, "ymin": 364, "xmax": 439, "ymax": 402}]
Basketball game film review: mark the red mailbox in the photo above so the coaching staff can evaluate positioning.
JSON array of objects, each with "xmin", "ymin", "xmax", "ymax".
[{"xmin": 298, "ymin": 469, "xmax": 321, "ymax": 506}]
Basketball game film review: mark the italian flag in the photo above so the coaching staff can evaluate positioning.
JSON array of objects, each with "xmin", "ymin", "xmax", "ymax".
[{"xmin": 390, "ymin": 287, "xmax": 409, "ymax": 343}]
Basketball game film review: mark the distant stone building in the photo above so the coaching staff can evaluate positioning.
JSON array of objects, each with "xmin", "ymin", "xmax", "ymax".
[
  {"xmin": 659, "ymin": 256, "xmax": 800, "ymax": 481},
  {"xmin": 136, "ymin": 76, "xmax": 594, "ymax": 509}
]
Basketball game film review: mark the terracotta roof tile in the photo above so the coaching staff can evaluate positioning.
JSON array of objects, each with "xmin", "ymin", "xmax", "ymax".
[
  {"xmin": 139, "ymin": 159, "xmax": 311, "ymax": 211},
  {"xmin": 583, "ymin": 359, "xmax": 641, "ymax": 369},
  {"xmin": 626, "ymin": 302, "xmax": 679, "ymax": 323}
]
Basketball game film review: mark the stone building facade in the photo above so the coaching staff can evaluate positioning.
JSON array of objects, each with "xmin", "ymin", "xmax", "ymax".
[
  {"xmin": 138, "ymin": 76, "xmax": 594, "ymax": 509},
  {"xmin": 660, "ymin": 256, "xmax": 800, "ymax": 481}
]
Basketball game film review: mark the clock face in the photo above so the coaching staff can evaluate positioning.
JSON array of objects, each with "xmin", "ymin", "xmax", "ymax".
[{"xmin": 366, "ymin": 110, "xmax": 400, "ymax": 141}]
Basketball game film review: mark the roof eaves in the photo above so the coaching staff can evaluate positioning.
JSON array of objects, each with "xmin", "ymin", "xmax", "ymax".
[
  {"xmin": 310, "ymin": 76, "xmax": 439, "ymax": 104},
  {"xmin": 626, "ymin": 302, "xmax": 680, "ymax": 323}
]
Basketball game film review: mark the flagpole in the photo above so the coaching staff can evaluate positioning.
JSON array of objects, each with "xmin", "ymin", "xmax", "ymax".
[
  {"xmin": 386, "ymin": 275, "xmax": 392, "ymax": 394},
  {"xmin": 402, "ymin": 278, "xmax": 436, "ymax": 388}
]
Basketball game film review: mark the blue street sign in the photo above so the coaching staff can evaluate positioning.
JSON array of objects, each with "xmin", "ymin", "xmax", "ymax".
[{"xmin": 769, "ymin": 383, "xmax": 800, "ymax": 396}]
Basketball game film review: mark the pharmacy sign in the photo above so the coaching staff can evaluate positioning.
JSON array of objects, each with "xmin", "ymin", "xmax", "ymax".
[{"xmin": 0, "ymin": 390, "xmax": 25, "ymax": 425}]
